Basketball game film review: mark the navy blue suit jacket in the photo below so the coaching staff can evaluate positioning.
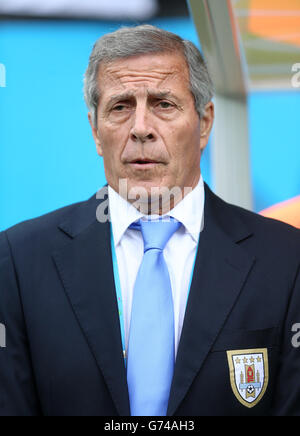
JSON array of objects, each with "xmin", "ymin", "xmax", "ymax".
[{"xmin": 0, "ymin": 184, "xmax": 300, "ymax": 416}]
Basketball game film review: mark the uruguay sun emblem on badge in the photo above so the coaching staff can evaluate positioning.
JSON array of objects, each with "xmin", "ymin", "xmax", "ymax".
[{"xmin": 226, "ymin": 348, "xmax": 269, "ymax": 408}]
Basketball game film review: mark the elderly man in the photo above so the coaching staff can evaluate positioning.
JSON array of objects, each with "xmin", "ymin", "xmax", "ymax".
[{"xmin": 0, "ymin": 25, "xmax": 300, "ymax": 417}]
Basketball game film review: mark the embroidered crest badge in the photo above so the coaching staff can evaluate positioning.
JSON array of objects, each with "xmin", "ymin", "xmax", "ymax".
[{"xmin": 226, "ymin": 348, "xmax": 269, "ymax": 408}]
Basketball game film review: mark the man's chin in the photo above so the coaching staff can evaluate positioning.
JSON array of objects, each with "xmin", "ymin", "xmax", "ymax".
[{"xmin": 117, "ymin": 179, "xmax": 187, "ymax": 215}]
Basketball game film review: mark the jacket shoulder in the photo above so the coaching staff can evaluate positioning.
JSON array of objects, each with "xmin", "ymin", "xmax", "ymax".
[
  {"xmin": 231, "ymin": 200, "xmax": 300, "ymax": 244},
  {"xmin": 1, "ymin": 195, "xmax": 97, "ymax": 251},
  {"xmin": 205, "ymin": 184, "xmax": 300, "ymax": 255}
]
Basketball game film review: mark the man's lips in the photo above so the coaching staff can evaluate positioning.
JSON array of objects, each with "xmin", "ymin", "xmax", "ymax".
[{"xmin": 127, "ymin": 158, "xmax": 163, "ymax": 168}]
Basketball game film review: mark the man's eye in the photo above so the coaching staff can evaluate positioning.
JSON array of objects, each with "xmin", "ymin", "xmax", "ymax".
[
  {"xmin": 112, "ymin": 105, "xmax": 126, "ymax": 112},
  {"xmin": 158, "ymin": 101, "xmax": 173, "ymax": 109}
]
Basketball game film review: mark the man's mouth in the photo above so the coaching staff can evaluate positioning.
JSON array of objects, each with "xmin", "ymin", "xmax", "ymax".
[{"xmin": 129, "ymin": 159, "xmax": 162, "ymax": 168}]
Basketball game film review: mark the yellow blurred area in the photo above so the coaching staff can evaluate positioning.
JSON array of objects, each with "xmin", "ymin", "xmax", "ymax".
[
  {"xmin": 260, "ymin": 196, "xmax": 300, "ymax": 228},
  {"xmin": 249, "ymin": 0, "xmax": 300, "ymax": 47}
]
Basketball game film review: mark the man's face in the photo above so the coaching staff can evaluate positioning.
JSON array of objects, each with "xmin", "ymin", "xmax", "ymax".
[{"xmin": 89, "ymin": 51, "xmax": 214, "ymax": 211}]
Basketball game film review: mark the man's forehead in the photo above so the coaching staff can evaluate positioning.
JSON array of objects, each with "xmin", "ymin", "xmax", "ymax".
[{"xmin": 98, "ymin": 52, "xmax": 189, "ymax": 90}]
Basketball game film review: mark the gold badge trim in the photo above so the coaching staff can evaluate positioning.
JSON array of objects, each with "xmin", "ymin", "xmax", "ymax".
[{"xmin": 226, "ymin": 348, "xmax": 269, "ymax": 409}]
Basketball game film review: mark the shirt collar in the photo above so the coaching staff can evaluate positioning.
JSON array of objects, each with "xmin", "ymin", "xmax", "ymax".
[
  {"xmin": 108, "ymin": 176, "xmax": 205, "ymax": 246},
  {"xmin": 108, "ymin": 185, "xmax": 143, "ymax": 246},
  {"xmin": 168, "ymin": 177, "xmax": 204, "ymax": 243}
]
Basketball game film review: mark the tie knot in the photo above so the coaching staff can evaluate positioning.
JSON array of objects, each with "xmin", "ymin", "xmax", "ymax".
[{"xmin": 131, "ymin": 218, "xmax": 181, "ymax": 253}]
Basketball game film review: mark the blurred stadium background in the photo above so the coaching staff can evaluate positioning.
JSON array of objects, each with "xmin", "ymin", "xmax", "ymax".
[{"xmin": 0, "ymin": 0, "xmax": 299, "ymax": 230}]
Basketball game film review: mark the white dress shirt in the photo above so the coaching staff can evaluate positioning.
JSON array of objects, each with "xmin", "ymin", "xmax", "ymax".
[{"xmin": 109, "ymin": 177, "xmax": 205, "ymax": 357}]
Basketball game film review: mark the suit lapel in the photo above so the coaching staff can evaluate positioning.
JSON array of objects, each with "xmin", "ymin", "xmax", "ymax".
[
  {"xmin": 52, "ymin": 192, "xmax": 130, "ymax": 416},
  {"xmin": 167, "ymin": 186, "xmax": 256, "ymax": 416}
]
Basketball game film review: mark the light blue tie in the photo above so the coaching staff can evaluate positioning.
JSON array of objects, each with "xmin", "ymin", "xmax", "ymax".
[{"xmin": 127, "ymin": 217, "xmax": 182, "ymax": 416}]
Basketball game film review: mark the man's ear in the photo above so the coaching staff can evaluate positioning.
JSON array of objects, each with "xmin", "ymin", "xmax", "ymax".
[
  {"xmin": 88, "ymin": 112, "xmax": 103, "ymax": 156},
  {"xmin": 199, "ymin": 101, "xmax": 214, "ymax": 152}
]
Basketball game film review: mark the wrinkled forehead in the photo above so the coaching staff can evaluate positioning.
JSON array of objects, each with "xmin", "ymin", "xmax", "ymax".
[{"xmin": 97, "ymin": 52, "xmax": 191, "ymax": 96}]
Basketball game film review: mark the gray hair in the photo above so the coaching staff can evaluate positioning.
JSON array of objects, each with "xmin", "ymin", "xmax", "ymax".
[{"xmin": 84, "ymin": 24, "xmax": 214, "ymax": 126}]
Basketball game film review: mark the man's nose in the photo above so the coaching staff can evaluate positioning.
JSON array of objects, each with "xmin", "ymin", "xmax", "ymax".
[{"xmin": 130, "ymin": 105, "xmax": 155, "ymax": 143}]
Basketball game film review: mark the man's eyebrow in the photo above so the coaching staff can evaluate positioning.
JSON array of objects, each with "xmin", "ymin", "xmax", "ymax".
[
  {"xmin": 106, "ymin": 90, "xmax": 178, "ymax": 105},
  {"xmin": 147, "ymin": 90, "xmax": 178, "ymax": 100},
  {"xmin": 106, "ymin": 92, "xmax": 136, "ymax": 106}
]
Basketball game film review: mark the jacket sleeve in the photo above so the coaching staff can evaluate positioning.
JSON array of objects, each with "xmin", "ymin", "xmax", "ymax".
[
  {"xmin": 271, "ymin": 264, "xmax": 300, "ymax": 416},
  {"xmin": 0, "ymin": 231, "xmax": 41, "ymax": 416}
]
